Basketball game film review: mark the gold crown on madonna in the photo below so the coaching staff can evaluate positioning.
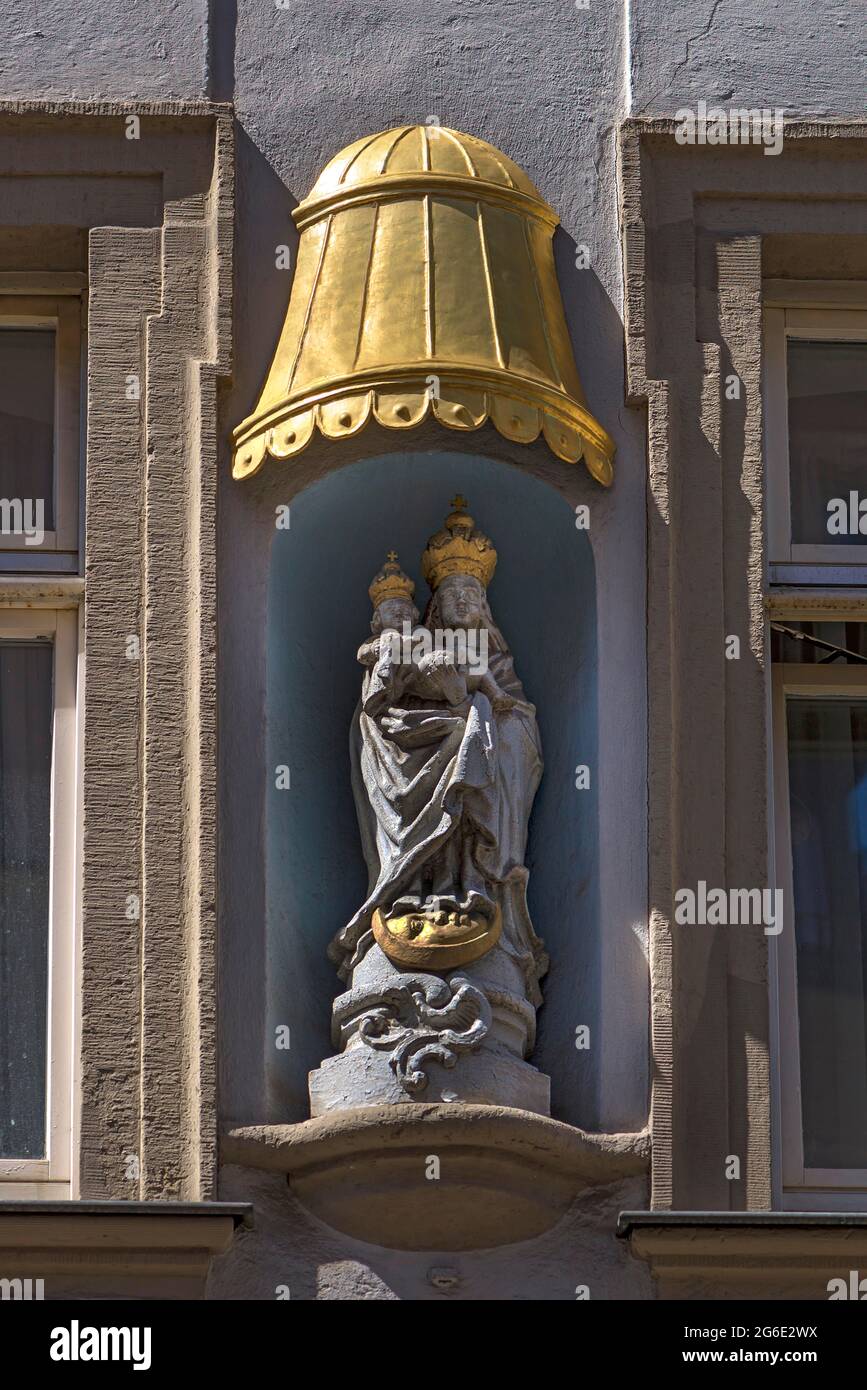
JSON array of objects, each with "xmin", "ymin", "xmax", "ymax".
[
  {"xmin": 422, "ymin": 495, "xmax": 497, "ymax": 591},
  {"xmin": 369, "ymin": 551, "xmax": 415, "ymax": 607}
]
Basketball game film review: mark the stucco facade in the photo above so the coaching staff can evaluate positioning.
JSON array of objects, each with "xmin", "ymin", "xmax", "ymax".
[{"xmin": 0, "ymin": 1, "xmax": 865, "ymax": 1303}]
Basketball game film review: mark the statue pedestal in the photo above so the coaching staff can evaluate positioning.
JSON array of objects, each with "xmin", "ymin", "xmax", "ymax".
[
  {"xmin": 310, "ymin": 941, "xmax": 550, "ymax": 1117},
  {"xmin": 310, "ymin": 1046, "xmax": 549, "ymax": 1117}
]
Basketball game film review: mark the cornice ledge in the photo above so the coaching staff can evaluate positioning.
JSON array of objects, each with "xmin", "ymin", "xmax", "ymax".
[
  {"xmin": 620, "ymin": 115, "xmax": 867, "ymax": 142},
  {"xmin": 0, "ymin": 1200, "xmax": 252, "ymax": 1286},
  {"xmin": 0, "ymin": 98, "xmax": 233, "ymax": 119},
  {"xmin": 617, "ymin": 1211, "xmax": 867, "ymax": 1290},
  {"xmin": 224, "ymin": 1105, "xmax": 649, "ymax": 1178}
]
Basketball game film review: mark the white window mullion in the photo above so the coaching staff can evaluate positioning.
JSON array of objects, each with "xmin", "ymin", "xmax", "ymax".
[{"xmin": 45, "ymin": 609, "xmax": 76, "ymax": 1185}]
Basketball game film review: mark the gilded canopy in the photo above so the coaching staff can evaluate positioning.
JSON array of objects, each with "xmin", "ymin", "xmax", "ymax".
[{"xmin": 232, "ymin": 125, "xmax": 615, "ymax": 485}]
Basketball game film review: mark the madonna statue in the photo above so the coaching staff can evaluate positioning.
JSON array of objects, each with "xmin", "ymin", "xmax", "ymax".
[{"xmin": 310, "ymin": 498, "xmax": 550, "ymax": 1116}]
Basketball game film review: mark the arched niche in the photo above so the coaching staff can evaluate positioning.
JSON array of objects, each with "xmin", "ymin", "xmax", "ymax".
[{"xmin": 265, "ymin": 450, "xmax": 599, "ymax": 1127}]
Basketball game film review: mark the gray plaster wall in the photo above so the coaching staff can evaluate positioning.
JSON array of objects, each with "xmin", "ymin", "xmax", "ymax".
[
  {"xmin": 2, "ymin": 2, "xmax": 860, "ymax": 114},
  {"xmin": 1, "ymin": 0, "xmax": 210, "ymax": 101},
  {"xmin": 630, "ymin": 0, "xmax": 865, "ymax": 116}
]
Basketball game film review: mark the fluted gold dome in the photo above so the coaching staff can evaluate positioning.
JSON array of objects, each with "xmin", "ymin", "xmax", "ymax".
[
  {"xmin": 232, "ymin": 125, "xmax": 615, "ymax": 485},
  {"xmin": 299, "ymin": 124, "xmax": 544, "ymax": 217}
]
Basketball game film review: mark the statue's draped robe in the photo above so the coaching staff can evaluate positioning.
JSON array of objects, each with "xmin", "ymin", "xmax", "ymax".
[{"xmin": 330, "ymin": 631, "xmax": 546, "ymax": 1004}]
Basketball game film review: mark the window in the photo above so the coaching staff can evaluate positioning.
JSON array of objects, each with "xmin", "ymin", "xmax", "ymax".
[
  {"xmin": 772, "ymin": 622, "xmax": 867, "ymax": 1202},
  {"xmin": 0, "ymin": 609, "xmax": 77, "ymax": 1194},
  {"xmin": 0, "ymin": 276, "xmax": 83, "ymax": 1197},
  {"xmin": 764, "ymin": 304, "xmax": 867, "ymax": 578},
  {"xmin": 767, "ymin": 287, "xmax": 867, "ymax": 1202},
  {"xmin": 0, "ymin": 295, "xmax": 81, "ymax": 568}
]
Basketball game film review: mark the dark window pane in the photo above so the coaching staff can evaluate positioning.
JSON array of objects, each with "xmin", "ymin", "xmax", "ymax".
[
  {"xmin": 0, "ymin": 329, "xmax": 55, "ymax": 534},
  {"xmin": 787, "ymin": 340, "xmax": 867, "ymax": 547},
  {"xmin": 0, "ymin": 641, "xmax": 53, "ymax": 1159},
  {"xmin": 771, "ymin": 620, "xmax": 867, "ymax": 665},
  {"xmin": 787, "ymin": 697, "xmax": 867, "ymax": 1168}
]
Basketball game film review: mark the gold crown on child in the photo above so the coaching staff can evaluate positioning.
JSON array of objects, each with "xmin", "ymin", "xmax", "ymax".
[
  {"xmin": 369, "ymin": 551, "xmax": 415, "ymax": 607},
  {"xmin": 422, "ymin": 495, "xmax": 497, "ymax": 591}
]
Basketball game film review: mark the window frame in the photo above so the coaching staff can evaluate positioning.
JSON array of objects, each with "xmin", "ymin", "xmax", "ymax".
[
  {"xmin": 0, "ymin": 293, "xmax": 81, "ymax": 561},
  {"xmin": 0, "ymin": 606, "xmax": 79, "ymax": 1194},
  {"xmin": 764, "ymin": 304, "xmax": 867, "ymax": 575},
  {"xmin": 772, "ymin": 659, "xmax": 867, "ymax": 1203}
]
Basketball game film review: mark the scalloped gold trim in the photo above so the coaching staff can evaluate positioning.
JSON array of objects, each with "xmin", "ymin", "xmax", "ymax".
[
  {"xmin": 233, "ymin": 379, "xmax": 615, "ymax": 485},
  {"xmin": 318, "ymin": 393, "xmax": 373, "ymax": 440}
]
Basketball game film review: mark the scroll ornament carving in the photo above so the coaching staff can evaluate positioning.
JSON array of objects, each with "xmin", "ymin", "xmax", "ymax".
[{"xmin": 344, "ymin": 976, "xmax": 491, "ymax": 1096}]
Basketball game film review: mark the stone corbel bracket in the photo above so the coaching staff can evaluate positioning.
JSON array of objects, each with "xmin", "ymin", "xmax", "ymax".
[{"xmin": 224, "ymin": 1107, "xmax": 649, "ymax": 1250}]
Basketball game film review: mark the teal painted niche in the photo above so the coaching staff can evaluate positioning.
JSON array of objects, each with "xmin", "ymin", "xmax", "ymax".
[{"xmin": 266, "ymin": 450, "xmax": 600, "ymax": 1126}]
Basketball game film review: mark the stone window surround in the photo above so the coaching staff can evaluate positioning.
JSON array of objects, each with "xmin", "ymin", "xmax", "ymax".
[
  {"xmin": 620, "ymin": 115, "xmax": 867, "ymax": 1213},
  {"xmin": 0, "ymin": 99, "xmax": 233, "ymax": 1202}
]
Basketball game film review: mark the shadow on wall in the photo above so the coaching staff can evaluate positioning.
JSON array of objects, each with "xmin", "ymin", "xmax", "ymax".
[{"xmin": 266, "ymin": 450, "xmax": 600, "ymax": 1128}]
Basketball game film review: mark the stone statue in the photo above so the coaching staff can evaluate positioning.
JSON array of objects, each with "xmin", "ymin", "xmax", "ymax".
[{"xmin": 309, "ymin": 498, "xmax": 550, "ymax": 1116}]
